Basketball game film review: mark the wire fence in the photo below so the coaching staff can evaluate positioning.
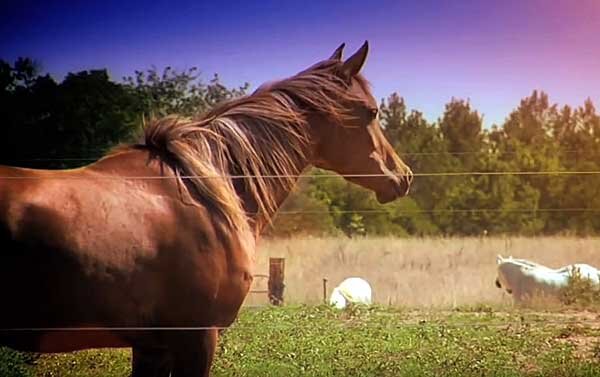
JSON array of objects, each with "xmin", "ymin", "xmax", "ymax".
[
  {"xmin": 2, "ymin": 171, "xmax": 598, "ymax": 214},
  {"xmin": 1, "ymin": 171, "xmax": 599, "ymax": 216},
  {"xmin": 275, "ymin": 208, "xmax": 600, "ymax": 215},
  {"xmin": 5, "ymin": 148, "xmax": 593, "ymax": 162},
  {"xmin": 1, "ymin": 170, "xmax": 600, "ymax": 180},
  {"xmin": 2, "ymin": 318, "xmax": 599, "ymax": 332},
  {"xmin": 2, "ymin": 155, "xmax": 600, "ymax": 332}
]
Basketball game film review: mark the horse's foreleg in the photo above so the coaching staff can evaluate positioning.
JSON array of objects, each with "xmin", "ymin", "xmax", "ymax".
[
  {"xmin": 170, "ymin": 329, "xmax": 218, "ymax": 377},
  {"xmin": 131, "ymin": 346, "xmax": 172, "ymax": 377}
]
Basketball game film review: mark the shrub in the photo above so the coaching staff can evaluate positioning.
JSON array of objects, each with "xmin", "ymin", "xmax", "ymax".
[
  {"xmin": 0, "ymin": 348, "xmax": 34, "ymax": 377},
  {"xmin": 560, "ymin": 267, "xmax": 600, "ymax": 308}
]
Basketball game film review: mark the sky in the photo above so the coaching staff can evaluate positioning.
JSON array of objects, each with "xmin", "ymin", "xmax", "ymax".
[{"xmin": 2, "ymin": 0, "xmax": 599, "ymax": 126}]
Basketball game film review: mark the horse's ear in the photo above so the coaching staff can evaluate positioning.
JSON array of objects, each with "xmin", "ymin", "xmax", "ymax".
[
  {"xmin": 329, "ymin": 43, "xmax": 345, "ymax": 61},
  {"xmin": 340, "ymin": 40, "xmax": 369, "ymax": 79}
]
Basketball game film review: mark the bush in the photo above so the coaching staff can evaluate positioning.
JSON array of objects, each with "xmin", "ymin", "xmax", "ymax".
[
  {"xmin": 560, "ymin": 267, "xmax": 600, "ymax": 308},
  {"xmin": 0, "ymin": 348, "xmax": 34, "ymax": 377}
]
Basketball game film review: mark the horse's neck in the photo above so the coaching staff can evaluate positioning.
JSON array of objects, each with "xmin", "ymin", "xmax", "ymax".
[
  {"xmin": 237, "ymin": 153, "xmax": 310, "ymax": 237},
  {"xmin": 228, "ymin": 110, "xmax": 318, "ymax": 237}
]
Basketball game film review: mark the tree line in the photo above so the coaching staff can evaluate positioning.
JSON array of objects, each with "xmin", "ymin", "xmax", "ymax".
[{"xmin": 2, "ymin": 58, "xmax": 599, "ymax": 237}]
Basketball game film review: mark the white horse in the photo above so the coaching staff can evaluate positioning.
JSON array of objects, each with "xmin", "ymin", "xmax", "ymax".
[
  {"xmin": 329, "ymin": 277, "xmax": 372, "ymax": 309},
  {"xmin": 495, "ymin": 255, "xmax": 600, "ymax": 303}
]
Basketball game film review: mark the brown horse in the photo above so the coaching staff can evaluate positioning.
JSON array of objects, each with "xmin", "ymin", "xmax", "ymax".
[{"xmin": 0, "ymin": 42, "xmax": 412, "ymax": 376}]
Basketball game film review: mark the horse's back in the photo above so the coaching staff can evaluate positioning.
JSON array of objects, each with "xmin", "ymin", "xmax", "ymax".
[{"xmin": 337, "ymin": 277, "xmax": 372, "ymax": 304}]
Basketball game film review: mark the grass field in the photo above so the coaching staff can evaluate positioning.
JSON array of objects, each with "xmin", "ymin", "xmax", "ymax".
[
  {"xmin": 3, "ymin": 236, "xmax": 600, "ymax": 376},
  {"xmin": 3, "ymin": 305, "xmax": 600, "ymax": 377}
]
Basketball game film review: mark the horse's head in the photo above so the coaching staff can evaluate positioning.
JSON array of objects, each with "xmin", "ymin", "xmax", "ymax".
[
  {"xmin": 496, "ymin": 255, "xmax": 516, "ymax": 294},
  {"xmin": 306, "ymin": 42, "xmax": 413, "ymax": 203},
  {"xmin": 495, "ymin": 276, "xmax": 513, "ymax": 294},
  {"xmin": 496, "ymin": 256, "xmax": 545, "ymax": 296}
]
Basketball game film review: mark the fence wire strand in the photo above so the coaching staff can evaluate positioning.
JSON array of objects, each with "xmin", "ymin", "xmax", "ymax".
[
  {"xmin": 1, "ymin": 318, "xmax": 599, "ymax": 332},
  {"xmin": 7, "ymin": 148, "xmax": 592, "ymax": 162},
  {"xmin": 275, "ymin": 208, "xmax": 600, "ymax": 215},
  {"xmin": 1, "ymin": 170, "xmax": 600, "ymax": 180},
  {"xmin": 0, "ymin": 173, "xmax": 598, "ymax": 215}
]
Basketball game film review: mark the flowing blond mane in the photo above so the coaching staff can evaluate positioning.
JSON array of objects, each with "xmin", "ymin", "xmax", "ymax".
[{"xmin": 139, "ymin": 60, "xmax": 370, "ymax": 235}]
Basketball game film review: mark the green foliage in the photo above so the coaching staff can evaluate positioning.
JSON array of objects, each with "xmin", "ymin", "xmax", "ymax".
[
  {"xmin": 281, "ymin": 169, "xmax": 414, "ymax": 237},
  {"xmin": 124, "ymin": 67, "xmax": 249, "ymax": 117},
  {"xmin": 0, "ymin": 58, "xmax": 248, "ymax": 169},
  {"xmin": 348, "ymin": 90, "xmax": 600, "ymax": 237},
  {"xmin": 0, "ymin": 59, "xmax": 139, "ymax": 168},
  {"xmin": 264, "ymin": 185, "xmax": 341, "ymax": 237},
  {"xmin": 560, "ymin": 268, "xmax": 600, "ymax": 308},
  {"xmin": 0, "ymin": 348, "xmax": 34, "ymax": 377},
  {"xmin": 439, "ymin": 98, "xmax": 483, "ymax": 170}
]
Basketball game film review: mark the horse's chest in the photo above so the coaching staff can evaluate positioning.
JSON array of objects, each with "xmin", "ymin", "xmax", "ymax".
[
  {"xmin": 214, "ymin": 243, "xmax": 255, "ymax": 324},
  {"xmin": 177, "ymin": 239, "xmax": 255, "ymax": 326}
]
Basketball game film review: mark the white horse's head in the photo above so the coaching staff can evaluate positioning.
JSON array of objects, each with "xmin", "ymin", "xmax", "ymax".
[
  {"xmin": 329, "ymin": 287, "xmax": 348, "ymax": 309},
  {"xmin": 495, "ymin": 255, "xmax": 511, "ymax": 294},
  {"xmin": 495, "ymin": 254, "xmax": 515, "ymax": 293},
  {"xmin": 495, "ymin": 255, "xmax": 543, "ymax": 295}
]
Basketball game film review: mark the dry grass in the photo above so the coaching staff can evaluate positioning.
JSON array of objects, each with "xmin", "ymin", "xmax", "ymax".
[{"xmin": 244, "ymin": 236, "xmax": 600, "ymax": 308}]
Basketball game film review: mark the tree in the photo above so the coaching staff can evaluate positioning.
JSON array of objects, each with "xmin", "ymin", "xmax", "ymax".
[
  {"xmin": 380, "ymin": 92, "xmax": 407, "ymax": 145},
  {"xmin": 0, "ymin": 58, "xmax": 249, "ymax": 169},
  {"xmin": 124, "ymin": 67, "xmax": 249, "ymax": 118},
  {"xmin": 439, "ymin": 98, "xmax": 484, "ymax": 170},
  {"xmin": 548, "ymin": 99, "xmax": 600, "ymax": 234},
  {"xmin": 0, "ymin": 61, "xmax": 139, "ymax": 169},
  {"xmin": 503, "ymin": 90, "xmax": 557, "ymax": 145},
  {"xmin": 493, "ymin": 91, "xmax": 566, "ymax": 234}
]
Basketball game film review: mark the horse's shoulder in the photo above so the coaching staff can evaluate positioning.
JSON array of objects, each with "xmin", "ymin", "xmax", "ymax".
[{"xmin": 0, "ymin": 193, "xmax": 76, "ymax": 253}]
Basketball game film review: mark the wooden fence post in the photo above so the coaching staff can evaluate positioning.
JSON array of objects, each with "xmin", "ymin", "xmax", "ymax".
[
  {"xmin": 323, "ymin": 278, "xmax": 328, "ymax": 304},
  {"xmin": 268, "ymin": 258, "xmax": 285, "ymax": 306}
]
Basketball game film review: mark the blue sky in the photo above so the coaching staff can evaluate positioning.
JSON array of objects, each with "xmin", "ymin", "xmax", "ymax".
[{"xmin": 2, "ymin": 0, "xmax": 599, "ymax": 126}]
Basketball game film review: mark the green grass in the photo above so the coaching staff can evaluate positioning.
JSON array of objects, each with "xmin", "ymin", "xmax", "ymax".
[{"xmin": 4, "ymin": 305, "xmax": 600, "ymax": 376}]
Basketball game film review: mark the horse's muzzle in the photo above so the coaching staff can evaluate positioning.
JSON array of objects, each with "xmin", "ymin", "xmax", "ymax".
[{"xmin": 376, "ymin": 172, "xmax": 412, "ymax": 203}]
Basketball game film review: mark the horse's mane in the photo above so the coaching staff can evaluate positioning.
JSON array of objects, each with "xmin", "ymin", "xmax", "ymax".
[
  {"xmin": 135, "ymin": 60, "xmax": 371, "ymax": 235},
  {"xmin": 503, "ymin": 257, "xmax": 553, "ymax": 271}
]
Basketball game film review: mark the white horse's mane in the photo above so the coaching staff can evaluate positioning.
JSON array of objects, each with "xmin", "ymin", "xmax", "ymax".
[{"xmin": 498, "ymin": 255, "xmax": 551, "ymax": 270}]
